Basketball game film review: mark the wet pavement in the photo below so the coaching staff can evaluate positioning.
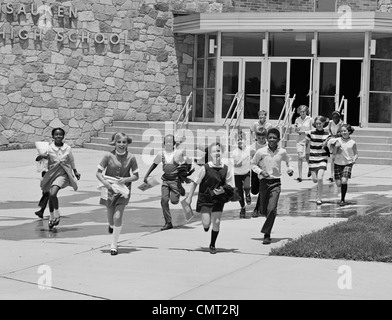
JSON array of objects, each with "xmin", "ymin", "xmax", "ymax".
[{"xmin": 0, "ymin": 148, "xmax": 392, "ymax": 300}]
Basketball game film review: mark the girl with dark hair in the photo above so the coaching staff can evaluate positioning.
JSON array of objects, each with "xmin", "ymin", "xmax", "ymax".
[
  {"xmin": 96, "ymin": 132, "xmax": 139, "ymax": 255},
  {"xmin": 185, "ymin": 142, "xmax": 234, "ymax": 254},
  {"xmin": 36, "ymin": 128, "xmax": 81, "ymax": 230},
  {"xmin": 329, "ymin": 124, "xmax": 358, "ymax": 206},
  {"xmin": 306, "ymin": 116, "xmax": 330, "ymax": 205},
  {"xmin": 327, "ymin": 110, "xmax": 344, "ymax": 182}
]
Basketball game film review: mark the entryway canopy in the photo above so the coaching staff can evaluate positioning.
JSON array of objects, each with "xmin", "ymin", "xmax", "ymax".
[{"xmin": 174, "ymin": 11, "xmax": 392, "ymax": 34}]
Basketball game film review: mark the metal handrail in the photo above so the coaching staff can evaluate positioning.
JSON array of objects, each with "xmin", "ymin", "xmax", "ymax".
[
  {"xmin": 337, "ymin": 95, "xmax": 347, "ymax": 124},
  {"xmin": 280, "ymin": 96, "xmax": 296, "ymax": 144},
  {"xmin": 276, "ymin": 93, "xmax": 291, "ymax": 128},
  {"xmin": 174, "ymin": 91, "xmax": 193, "ymax": 135},
  {"xmin": 276, "ymin": 94, "xmax": 296, "ymax": 147},
  {"xmin": 222, "ymin": 91, "xmax": 245, "ymax": 152}
]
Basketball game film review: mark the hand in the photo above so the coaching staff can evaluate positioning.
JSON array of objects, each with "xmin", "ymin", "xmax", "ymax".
[
  {"xmin": 143, "ymin": 177, "xmax": 149, "ymax": 184},
  {"xmin": 117, "ymin": 178, "xmax": 127, "ymax": 184},
  {"xmin": 287, "ymin": 169, "xmax": 294, "ymax": 177},
  {"xmin": 75, "ymin": 172, "xmax": 81, "ymax": 180},
  {"xmin": 234, "ymin": 160, "xmax": 242, "ymax": 168},
  {"xmin": 259, "ymin": 170, "xmax": 269, "ymax": 178},
  {"xmin": 213, "ymin": 187, "xmax": 225, "ymax": 195}
]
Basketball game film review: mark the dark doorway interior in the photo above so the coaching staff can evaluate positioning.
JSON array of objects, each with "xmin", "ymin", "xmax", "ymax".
[
  {"xmin": 340, "ymin": 60, "xmax": 362, "ymax": 126},
  {"xmin": 290, "ymin": 59, "xmax": 311, "ymax": 123}
]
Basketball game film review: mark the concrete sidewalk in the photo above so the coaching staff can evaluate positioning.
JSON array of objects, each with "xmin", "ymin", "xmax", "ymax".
[{"xmin": 0, "ymin": 148, "xmax": 392, "ymax": 300}]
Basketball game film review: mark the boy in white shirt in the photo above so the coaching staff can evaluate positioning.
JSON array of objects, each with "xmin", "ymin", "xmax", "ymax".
[{"xmin": 232, "ymin": 131, "xmax": 252, "ymax": 218}]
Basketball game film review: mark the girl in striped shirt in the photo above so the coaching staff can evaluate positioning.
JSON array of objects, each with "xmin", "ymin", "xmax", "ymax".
[{"xmin": 306, "ymin": 116, "xmax": 330, "ymax": 205}]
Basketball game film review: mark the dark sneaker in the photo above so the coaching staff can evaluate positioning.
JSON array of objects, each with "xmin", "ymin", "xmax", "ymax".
[
  {"xmin": 240, "ymin": 207, "xmax": 246, "ymax": 219},
  {"xmin": 263, "ymin": 234, "xmax": 271, "ymax": 245},
  {"xmin": 209, "ymin": 245, "xmax": 217, "ymax": 254},
  {"xmin": 161, "ymin": 223, "xmax": 173, "ymax": 231},
  {"xmin": 35, "ymin": 210, "xmax": 44, "ymax": 219},
  {"xmin": 251, "ymin": 210, "xmax": 259, "ymax": 218}
]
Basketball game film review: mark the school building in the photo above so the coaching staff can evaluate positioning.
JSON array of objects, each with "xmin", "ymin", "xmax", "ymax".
[{"xmin": 1, "ymin": 0, "xmax": 392, "ymax": 151}]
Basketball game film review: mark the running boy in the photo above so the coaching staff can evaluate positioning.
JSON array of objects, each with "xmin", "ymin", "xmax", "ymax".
[
  {"xmin": 250, "ymin": 126, "xmax": 268, "ymax": 217},
  {"xmin": 144, "ymin": 134, "xmax": 191, "ymax": 231},
  {"xmin": 232, "ymin": 131, "xmax": 252, "ymax": 218},
  {"xmin": 251, "ymin": 128, "xmax": 294, "ymax": 245}
]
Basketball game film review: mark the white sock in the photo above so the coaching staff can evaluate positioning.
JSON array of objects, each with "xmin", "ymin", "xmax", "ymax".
[
  {"xmin": 54, "ymin": 209, "xmax": 60, "ymax": 218},
  {"xmin": 111, "ymin": 226, "xmax": 122, "ymax": 249},
  {"xmin": 49, "ymin": 211, "xmax": 54, "ymax": 220}
]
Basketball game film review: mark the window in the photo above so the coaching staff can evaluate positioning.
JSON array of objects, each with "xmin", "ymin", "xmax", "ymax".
[
  {"xmin": 194, "ymin": 34, "xmax": 217, "ymax": 120},
  {"xmin": 318, "ymin": 33, "xmax": 364, "ymax": 57},
  {"xmin": 221, "ymin": 33, "xmax": 264, "ymax": 57},
  {"xmin": 269, "ymin": 32, "xmax": 313, "ymax": 57}
]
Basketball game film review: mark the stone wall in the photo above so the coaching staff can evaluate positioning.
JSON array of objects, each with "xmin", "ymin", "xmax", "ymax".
[
  {"xmin": 379, "ymin": 0, "xmax": 392, "ymax": 11},
  {"xmin": 0, "ymin": 0, "xmax": 384, "ymax": 149},
  {"xmin": 0, "ymin": 0, "xmax": 215, "ymax": 148}
]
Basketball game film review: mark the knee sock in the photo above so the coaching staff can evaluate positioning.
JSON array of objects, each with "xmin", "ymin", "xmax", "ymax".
[
  {"xmin": 210, "ymin": 230, "xmax": 219, "ymax": 247},
  {"xmin": 111, "ymin": 226, "xmax": 122, "ymax": 249},
  {"xmin": 341, "ymin": 184, "xmax": 348, "ymax": 202}
]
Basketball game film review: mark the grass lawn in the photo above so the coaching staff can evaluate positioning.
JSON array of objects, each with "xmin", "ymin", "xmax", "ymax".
[{"xmin": 270, "ymin": 214, "xmax": 392, "ymax": 263}]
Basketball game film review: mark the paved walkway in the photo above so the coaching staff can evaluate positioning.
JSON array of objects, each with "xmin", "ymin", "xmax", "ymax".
[{"xmin": 0, "ymin": 148, "xmax": 392, "ymax": 300}]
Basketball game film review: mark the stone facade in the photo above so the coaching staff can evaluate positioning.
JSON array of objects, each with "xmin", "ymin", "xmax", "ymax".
[{"xmin": 0, "ymin": 0, "xmax": 385, "ymax": 149}]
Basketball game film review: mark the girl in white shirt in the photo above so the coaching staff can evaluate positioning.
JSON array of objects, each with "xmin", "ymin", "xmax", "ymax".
[
  {"xmin": 330, "ymin": 124, "xmax": 358, "ymax": 206},
  {"xmin": 294, "ymin": 105, "xmax": 313, "ymax": 182}
]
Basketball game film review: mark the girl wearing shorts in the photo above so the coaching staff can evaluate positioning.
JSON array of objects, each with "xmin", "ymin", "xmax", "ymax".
[
  {"xmin": 38, "ymin": 128, "xmax": 81, "ymax": 230},
  {"xmin": 185, "ymin": 142, "xmax": 234, "ymax": 254},
  {"xmin": 96, "ymin": 132, "xmax": 139, "ymax": 255},
  {"xmin": 294, "ymin": 105, "xmax": 313, "ymax": 182},
  {"xmin": 330, "ymin": 124, "xmax": 358, "ymax": 206}
]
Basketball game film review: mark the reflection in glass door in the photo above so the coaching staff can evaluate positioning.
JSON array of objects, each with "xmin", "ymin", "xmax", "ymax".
[
  {"xmin": 222, "ymin": 61, "xmax": 239, "ymax": 120},
  {"xmin": 243, "ymin": 61, "xmax": 262, "ymax": 119},
  {"xmin": 317, "ymin": 61, "xmax": 339, "ymax": 118},
  {"xmin": 269, "ymin": 61, "xmax": 289, "ymax": 120},
  {"xmin": 221, "ymin": 59, "xmax": 262, "ymax": 120}
]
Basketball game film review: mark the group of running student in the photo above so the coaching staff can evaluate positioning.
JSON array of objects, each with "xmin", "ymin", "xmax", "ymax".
[
  {"xmin": 33, "ymin": 107, "xmax": 358, "ymax": 255},
  {"xmin": 292, "ymin": 105, "xmax": 358, "ymax": 206}
]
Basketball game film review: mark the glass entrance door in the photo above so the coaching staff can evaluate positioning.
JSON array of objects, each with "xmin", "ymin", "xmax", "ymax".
[
  {"xmin": 314, "ymin": 59, "xmax": 362, "ymax": 124},
  {"xmin": 221, "ymin": 59, "xmax": 263, "ymax": 121},
  {"xmin": 315, "ymin": 59, "xmax": 340, "ymax": 118},
  {"xmin": 268, "ymin": 60, "xmax": 289, "ymax": 120}
]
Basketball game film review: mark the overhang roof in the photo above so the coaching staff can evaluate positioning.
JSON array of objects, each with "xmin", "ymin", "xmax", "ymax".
[{"xmin": 174, "ymin": 11, "xmax": 392, "ymax": 34}]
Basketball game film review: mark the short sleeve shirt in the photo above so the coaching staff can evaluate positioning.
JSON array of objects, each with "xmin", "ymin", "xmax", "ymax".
[{"xmin": 98, "ymin": 151, "xmax": 139, "ymax": 186}]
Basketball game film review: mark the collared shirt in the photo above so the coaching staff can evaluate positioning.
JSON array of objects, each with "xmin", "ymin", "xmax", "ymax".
[
  {"xmin": 193, "ymin": 161, "xmax": 234, "ymax": 186},
  {"xmin": 250, "ymin": 121, "xmax": 273, "ymax": 136},
  {"xmin": 251, "ymin": 145, "xmax": 292, "ymax": 179},
  {"xmin": 232, "ymin": 145, "xmax": 251, "ymax": 175},
  {"xmin": 98, "ymin": 151, "xmax": 139, "ymax": 184},
  {"xmin": 295, "ymin": 116, "xmax": 313, "ymax": 134},
  {"xmin": 47, "ymin": 143, "xmax": 76, "ymax": 169}
]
